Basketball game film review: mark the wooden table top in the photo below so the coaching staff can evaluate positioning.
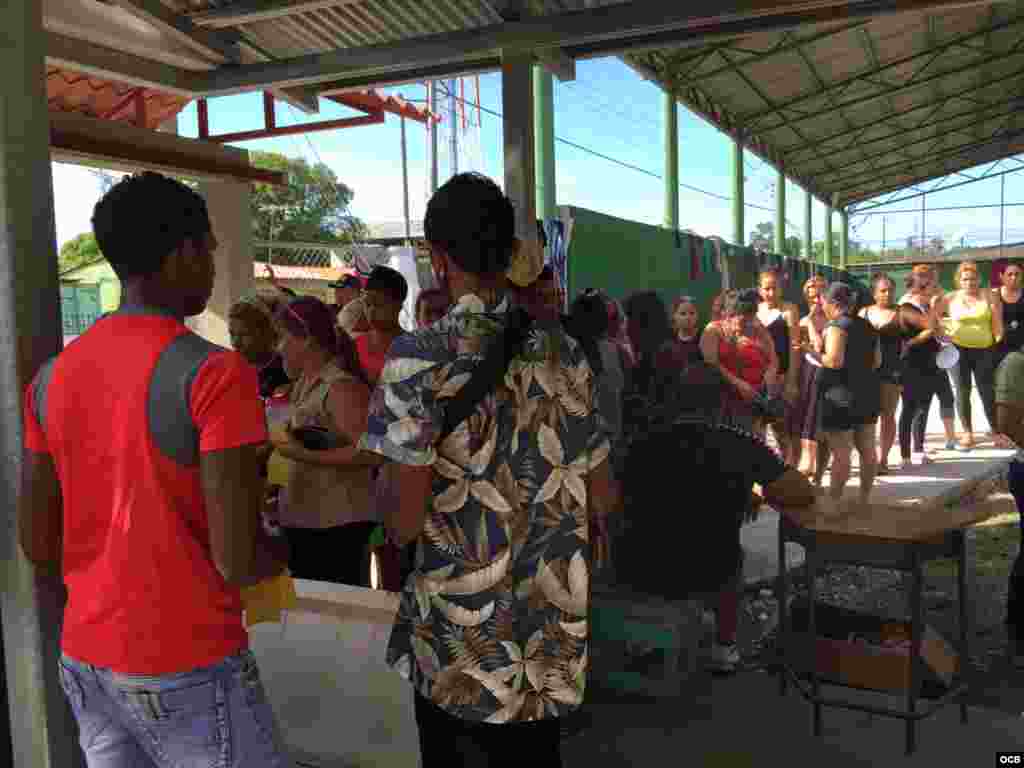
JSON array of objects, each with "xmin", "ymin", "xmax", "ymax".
[{"xmin": 781, "ymin": 450, "xmax": 1015, "ymax": 542}]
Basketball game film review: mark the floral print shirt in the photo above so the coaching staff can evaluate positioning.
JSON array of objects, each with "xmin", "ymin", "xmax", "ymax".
[{"xmin": 359, "ymin": 292, "xmax": 611, "ymax": 723}]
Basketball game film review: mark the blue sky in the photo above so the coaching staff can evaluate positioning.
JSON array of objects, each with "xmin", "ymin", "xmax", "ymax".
[{"xmin": 52, "ymin": 56, "xmax": 1024, "ymax": 254}]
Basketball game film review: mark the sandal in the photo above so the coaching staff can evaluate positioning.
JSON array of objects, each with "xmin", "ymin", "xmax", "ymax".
[{"xmin": 876, "ymin": 463, "xmax": 890, "ymax": 475}]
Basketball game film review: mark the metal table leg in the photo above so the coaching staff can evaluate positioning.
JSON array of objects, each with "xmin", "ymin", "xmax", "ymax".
[
  {"xmin": 778, "ymin": 515, "xmax": 790, "ymax": 697},
  {"xmin": 806, "ymin": 542, "xmax": 822, "ymax": 738},
  {"xmin": 906, "ymin": 549, "xmax": 923, "ymax": 756},
  {"xmin": 957, "ymin": 529, "xmax": 970, "ymax": 725}
]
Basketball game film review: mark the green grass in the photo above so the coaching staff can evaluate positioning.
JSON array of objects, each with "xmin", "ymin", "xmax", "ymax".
[{"xmin": 925, "ymin": 511, "xmax": 1021, "ymax": 580}]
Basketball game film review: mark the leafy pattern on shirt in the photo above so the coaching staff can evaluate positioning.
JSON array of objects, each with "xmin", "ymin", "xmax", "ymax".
[{"xmin": 360, "ymin": 292, "xmax": 610, "ymax": 723}]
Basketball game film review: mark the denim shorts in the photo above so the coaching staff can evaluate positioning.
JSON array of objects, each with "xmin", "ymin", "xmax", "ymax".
[{"xmin": 57, "ymin": 650, "xmax": 291, "ymax": 767}]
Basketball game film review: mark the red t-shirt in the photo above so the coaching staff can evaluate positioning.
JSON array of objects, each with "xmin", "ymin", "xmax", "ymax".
[
  {"xmin": 356, "ymin": 333, "xmax": 390, "ymax": 384},
  {"xmin": 23, "ymin": 310, "xmax": 267, "ymax": 675}
]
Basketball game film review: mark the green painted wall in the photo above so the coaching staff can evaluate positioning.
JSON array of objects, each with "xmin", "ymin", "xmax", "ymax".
[
  {"xmin": 848, "ymin": 260, "xmax": 994, "ymax": 296},
  {"xmin": 61, "ymin": 260, "xmax": 121, "ymax": 312},
  {"xmin": 564, "ymin": 207, "xmax": 864, "ymax": 319}
]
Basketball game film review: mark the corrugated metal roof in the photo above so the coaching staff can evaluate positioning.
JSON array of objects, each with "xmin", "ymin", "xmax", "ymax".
[
  {"xmin": 624, "ymin": 2, "xmax": 1024, "ymax": 209},
  {"xmin": 47, "ymin": 67, "xmax": 189, "ymax": 128}
]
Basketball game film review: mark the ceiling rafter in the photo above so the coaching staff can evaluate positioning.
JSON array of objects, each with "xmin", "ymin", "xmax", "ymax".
[
  {"xmin": 716, "ymin": 47, "xmax": 839, "ymax": 175},
  {"xmin": 848, "ymin": 153, "xmax": 1024, "ymax": 209},
  {"xmin": 788, "ymin": 39, "xmax": 882, "ymax": 178},
  {"xmin": 740, "ymin": 11, "xmax": 1024, "ymax": 129},
  {"xmin": 792, "ymin": 92, "xmax": 1024, "ymax": 178},
  {"xmin": 815, "ymin": 114, "xmax": 1021, "ymax": 182},
  {"xmin": 833, "ymin": 116, "xmax": 1024, "ymax": 195},
  {"xmin": 781, "ymin": 63, "xmax": 1024, "ymax": 163}
]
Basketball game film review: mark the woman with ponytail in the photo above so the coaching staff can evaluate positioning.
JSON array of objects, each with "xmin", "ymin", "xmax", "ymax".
[{"xmin": 269, "ymin": 296, "xmax": 380, "ymax": 585}]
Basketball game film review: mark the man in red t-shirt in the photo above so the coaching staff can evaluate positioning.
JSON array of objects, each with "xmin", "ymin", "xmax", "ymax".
[
  {"xmin": 356, "ymin": 265, "xmax": 408, "ymax": 384},
  {"xmin": 18, "ymin": 172, "xmax": 291, "ymax": 767}
]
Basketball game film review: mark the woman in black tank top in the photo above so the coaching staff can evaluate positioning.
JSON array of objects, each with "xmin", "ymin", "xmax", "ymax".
[
  {"xmin": 757, "ymin": 268, "xmax": 801, "ymax": 464},
  {"xmin": 859, "ymin": 273, "xmax": 903, "ymax": 474},
  {"xmin": 994, "ymin": 263, "xmax": 1024, "ymax": 448}
]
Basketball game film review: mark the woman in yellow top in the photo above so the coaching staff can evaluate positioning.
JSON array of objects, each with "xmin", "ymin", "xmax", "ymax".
[{"xmin": 933, "ymin": 261, "xmax": 1004, "ymax": 451}]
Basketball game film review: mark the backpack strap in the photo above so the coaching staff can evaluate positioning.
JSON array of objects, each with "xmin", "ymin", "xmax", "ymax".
[{"xmin": 439, "ymin": 307, "xmax": 533, "ymax": 443}]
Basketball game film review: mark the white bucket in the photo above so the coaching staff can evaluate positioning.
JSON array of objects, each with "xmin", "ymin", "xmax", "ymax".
[{"xmin": 936, "ymin": 342, "xmax": 960, "ymax": 370}]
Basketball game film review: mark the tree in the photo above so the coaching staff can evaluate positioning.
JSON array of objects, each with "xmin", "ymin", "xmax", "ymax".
[
  {"xmin": 59, "ymin": 232, "xmax": 103, "ymax": 275},
  {"xmin": 749, "ymin": 221, "xmax": 773, "ymax": 252},
  {"xmin": 749, "ymin": 221, "xmax": 802, "ymax": 258},
  {"xmin": 250, "ymin": 151, "xmax": 366, "ymax": 252}
]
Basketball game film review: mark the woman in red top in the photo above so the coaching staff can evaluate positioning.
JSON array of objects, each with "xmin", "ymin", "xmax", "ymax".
[{"xmin": 701, "ymin": 289, "xmax": 779, "ymax": 431}]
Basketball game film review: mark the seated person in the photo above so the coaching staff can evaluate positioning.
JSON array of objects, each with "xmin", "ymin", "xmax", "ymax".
[{"xmin": 618, "ymin": 361, "xmax": 817, "ymax": 672}]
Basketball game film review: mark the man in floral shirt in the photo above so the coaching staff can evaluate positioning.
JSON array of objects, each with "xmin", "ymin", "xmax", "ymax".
[{"xmin": 360, "ymin": 173, "xmax": 617, "ymax": 766}]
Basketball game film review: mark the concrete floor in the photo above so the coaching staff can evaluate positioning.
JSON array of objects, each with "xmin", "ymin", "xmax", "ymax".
[{"xmin": 565, "ymin": 666, "xmax": 1024, "ymax": 767}]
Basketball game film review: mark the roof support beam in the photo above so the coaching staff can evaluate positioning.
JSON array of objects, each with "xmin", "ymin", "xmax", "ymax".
[
  {"xmin": 203, "ymin": 111, "xmax": 385, "ymax": 144},
  {"xmin": 108, "ymin": 0, "xmax": 241, "ymax": 63},
  {"xmin": 834, "ymin": 119, "xmax": 1024, "ymax": 190},
  {"xmin": 672, "ymin": 20, "xmax": 872, "ymax": 89},
  {"xmin": 782, "ymin": 65, "xmax": 1024, "ymax": 162},
  {"xmin": 45, "ymin": 31, "xmax": 201, "ymax": 96},
  {"xmin": 192, "ymin": 0, "xmax": 1004, "ymax": 97},
  {"xmin": 797, "ymin": 87, "xmax": 1024, "ymax": 176},
  {"xmin": 848, "ymin": 156, "xmax": 1024, "ymax": 209},
  {"xmin": 741, "ymin": 10, "xmax": 1024, "ymax": 129},
  {"xmin": 50, "ymin": 110, "xmax": 286, "ymax": 184},
  {"xmin": 835, "ymin": 133, "xmax": 1024, "ymax": 202}
]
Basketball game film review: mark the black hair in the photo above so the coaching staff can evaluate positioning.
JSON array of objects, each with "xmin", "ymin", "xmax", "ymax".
[
  {"xmin": 651, "ymin": 361, "xmax": 727, "ymax": 422},
  {"xmin": 724, "ymin": 288, "xmax": 759, "ymax": 318},
  {"xmin": 870, "ymin": 271, "xmax": 893, "ymax": 292},
  {"xmin": 824, "ymin": 282, "xmax": 856, "ymax": 314},
  {"xmin": 92, "ymin": 171, "xmax": 210, "ymax": 280},
  {"xmin": 424, "ymin": 172, "xmax": 516, "ymax": 276},
  {"xmin": 565, "ymin": 292, "xmax": 610, "ymax": 375},
  {"xmin": 623, "ymin": 291, "xmax": 673, "ymax": 364},
  {"xmin": 365, "ymin": 265, "xmax": 408, "ymax": 303},
  {"xmin": 537, "ymin": 220, "xmax": 548, "ymax": 249}
]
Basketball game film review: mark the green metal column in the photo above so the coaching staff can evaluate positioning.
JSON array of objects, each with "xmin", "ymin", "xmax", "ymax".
[
  {"xmin": 732, "ymin": 139, "xmax": 744, "ymax": 247},
  {"xmin": 533, "ymin": 66, "xmax": 556, "ymax": 222},
  {"xmin": 663, "ymin": 88, "xmax": 679, "ymax": 231},
  {"xmin": 804, "ymin": 188, "xmax": 813, "ymax": 261},
  {"xmin": 774, "ymin": 169, "xmax": 786, "ymax": 255},
  {"xmin": 839, "ymin": 209, "xmax": 849, "ymax": 270},
  {"xmin": 824, "ymin": 204, "xmax": 833, "ymax": 266}
]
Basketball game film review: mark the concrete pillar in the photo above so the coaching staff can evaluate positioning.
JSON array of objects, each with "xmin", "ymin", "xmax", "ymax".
[
  {"xmin": 502, "ymin": 54, "xmax": 542, "ymax": 288},
  {"xmin": 774, "ymin": 170, "xmax": 786, "ymax": 255},
  {"xmin": 804, "ymin": 188, "xmax": 813, "ymax": 261},
  {"xmin": 839, "ymin": 209, "xmax": 849, "ymax": 271},
  {"xmin": 824, "ymin": 204, "xmax": 834, "ymax": 267},
  {"xmin": 663, "ymin": 88, "xmax": 679, "ymax": 232},
  {"xmin": 533, "ymin": 66, "xmax": 556, "ymax": 223},
  {"xmin": 732, "ymin": 139, "xmax": 744, "ymax": 247},
  {"xmin": 0, "ymin": 2, "xmax": 84, "ymax": 767},
  {"xmin": 188, "ymin": 180, "xmax": 253, "ymax": 347}
]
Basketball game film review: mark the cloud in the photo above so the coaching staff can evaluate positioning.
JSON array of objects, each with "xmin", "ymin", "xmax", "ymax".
[{"xmin": 52, "ymin": 163, "xmax": 104, "ymax": 248}]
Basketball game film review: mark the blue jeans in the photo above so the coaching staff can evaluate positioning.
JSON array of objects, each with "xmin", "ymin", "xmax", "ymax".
[{"xmin": 58, "ymin": 651, "xmax": 291, "ymax": 767}]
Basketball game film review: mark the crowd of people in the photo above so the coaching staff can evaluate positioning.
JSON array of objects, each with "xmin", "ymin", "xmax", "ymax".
[{"xmin": 16, "ymin": 168, "xmax": 1024, "ymax": 768}]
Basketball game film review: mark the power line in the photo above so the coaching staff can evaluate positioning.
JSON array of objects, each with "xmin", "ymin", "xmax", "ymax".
[{"xmin": 465, "ymin": 97, "xmax": 782, "ymax": 213}]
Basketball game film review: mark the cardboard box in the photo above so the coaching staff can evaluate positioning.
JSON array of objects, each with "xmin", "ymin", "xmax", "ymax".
[{"xmin": 786, "ymin": 599, "xmax": 959, "ymax": 699}]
